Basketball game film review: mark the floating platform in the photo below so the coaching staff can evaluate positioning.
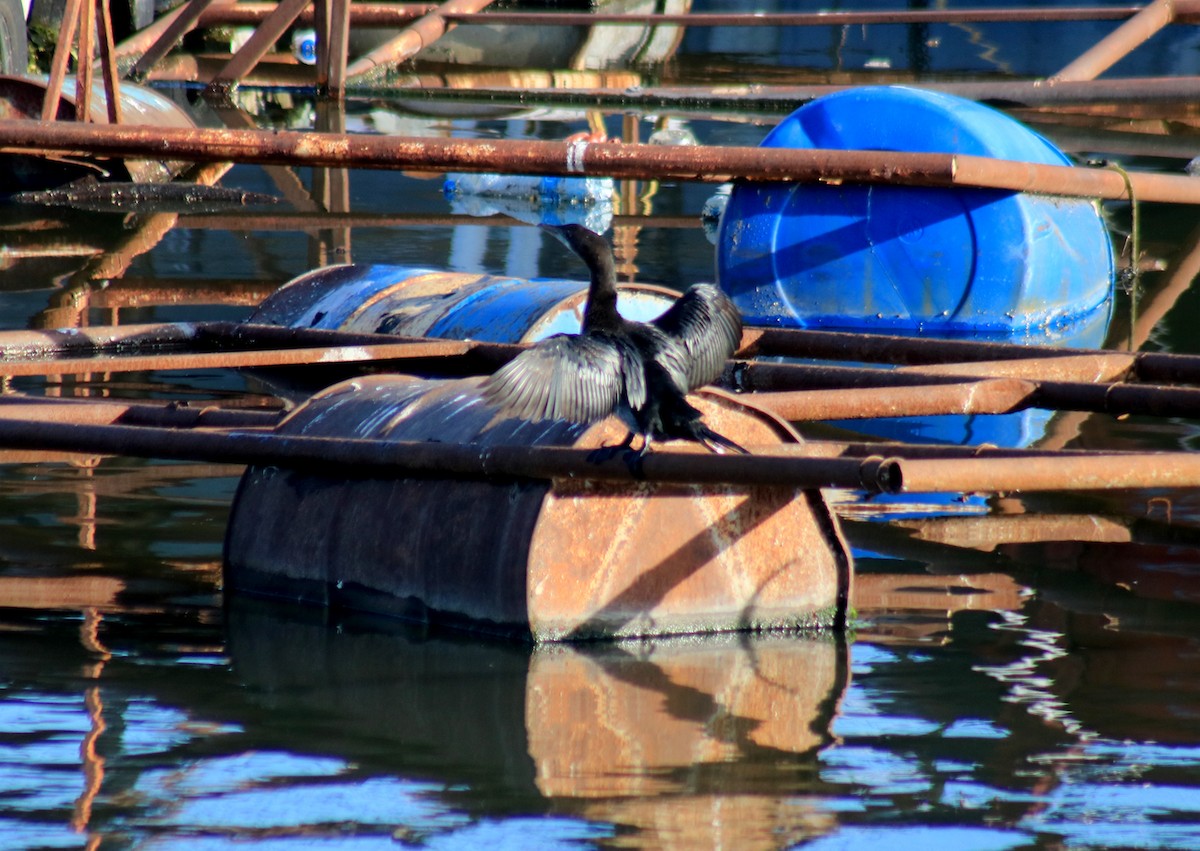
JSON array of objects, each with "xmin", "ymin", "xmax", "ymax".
[{"xmin": 223, "ymin": 374, "xmax": 852, "ymax": 642}]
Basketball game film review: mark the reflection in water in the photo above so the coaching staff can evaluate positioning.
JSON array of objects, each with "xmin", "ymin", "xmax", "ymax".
[{"xmin": 227, "ymin": 603, "xmax": 847, "ymax": 849}]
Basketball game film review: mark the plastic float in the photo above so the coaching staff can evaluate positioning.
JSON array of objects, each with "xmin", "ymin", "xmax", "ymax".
[
  {"xmin": 717, "ymin": 86, "xmax": 1117, "ymax": 450},
  {"xmin": 717, "ymin": 86, "xmax": 1116, "ymax": 339},
  {"xmin": 249, "ymin": 263, "xmax": 680, "ymax": 341}
]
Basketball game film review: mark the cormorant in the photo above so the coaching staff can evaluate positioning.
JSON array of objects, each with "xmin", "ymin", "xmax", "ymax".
[{"xmin": 482, "ymin": 224, "xmax": 748, "ymax": 470}]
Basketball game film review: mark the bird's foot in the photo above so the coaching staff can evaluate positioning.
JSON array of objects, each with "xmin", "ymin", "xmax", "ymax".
[
  {"xmin": 586, "ymin": 444, "xmax": 623, "ymax": 464},
  {"xmin": 622, "ymin": 447, "xmax": 648, "ymax": 479},
  {"xmin": 586, "ymin": 432, "xmax": 636, "ymax": 465}
]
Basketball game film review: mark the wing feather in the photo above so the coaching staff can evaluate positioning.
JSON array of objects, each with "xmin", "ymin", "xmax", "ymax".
[
  {"xmin": 482, "ymin": 334, "xmax": 627, "ymax": 424},
  {"xmin": 651, "ymin": 284, "xmax": 743, "ymax": 391}
]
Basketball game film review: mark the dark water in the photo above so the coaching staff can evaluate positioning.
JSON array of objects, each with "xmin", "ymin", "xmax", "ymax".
[{"xmin": 6, "ymin": 3, "xmax": 1200, "ymax": 848}]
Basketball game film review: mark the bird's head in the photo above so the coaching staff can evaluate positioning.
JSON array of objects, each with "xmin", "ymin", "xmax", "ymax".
[{"xmin": 539, "ymin": 224, "xmax": 607, "ymax": 257}]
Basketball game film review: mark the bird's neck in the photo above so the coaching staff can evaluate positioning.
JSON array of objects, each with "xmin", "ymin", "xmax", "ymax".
[{"xmin": 581, "ymin": 256, "xmax": 621, "ymax": 334}]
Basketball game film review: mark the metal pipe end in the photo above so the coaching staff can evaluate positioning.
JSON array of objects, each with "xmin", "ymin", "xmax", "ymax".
[{"xmin": 858, "ymin": 455, "xmax": 904, "ymax": 494}]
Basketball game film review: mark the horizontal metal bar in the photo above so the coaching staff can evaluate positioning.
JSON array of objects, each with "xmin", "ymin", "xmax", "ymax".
[
  {"xmin": 738, "ymin": 327, "xmax": 1200, "ymax": 384},
  {"xmin": 0, "ymin": 396, "xmax": 282, "ymax": 428},
  {"xmin": 0, "ymin": 340, "xmax": 473, "ymax": 377},
  {"xmin": 191, "ymin": 4, "xmax": 1159, "ymax": 28},
  {"xmin": 753, "ymin": 378, "xmax": 1037, "ymax": 421},
  {"xmin": 0, "ymin": 410, "xmax": 1193, "ymax": 495},
  {"xmin": 196, "ymin": 2, "xmax": 429, "ymax": 27},
  {"xmin": 896, "ymin": 453, "xmax": 1200, "ymax": 493},
  {"xmin": 0, "ymin": 416, "xmax": 902, "ymax": 493},
  {"xmin": 398, "ymin": 76, "xmax": 1200, "ymax": 117},
  {"xmin": 0, "ymin": 121, "xmax": 1193, "ymax": 202},
  {"xmin": 440, "ymin": 6, "xmax": 1153, "ymax": 26}
]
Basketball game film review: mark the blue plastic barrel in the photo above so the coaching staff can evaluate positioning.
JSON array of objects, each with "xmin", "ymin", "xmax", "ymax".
[
  {"xmin": 251, "ymin": 264, "xmax": 677, "ymax": 342},
  {"xmin": 716, "ymin": 86, "xmax": 1115, "ymax": 336}
]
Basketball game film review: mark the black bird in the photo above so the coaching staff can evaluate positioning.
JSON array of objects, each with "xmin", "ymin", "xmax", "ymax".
[{"xmin": 482, "ymin": 224, "xmax": 748, "ymax": 470}]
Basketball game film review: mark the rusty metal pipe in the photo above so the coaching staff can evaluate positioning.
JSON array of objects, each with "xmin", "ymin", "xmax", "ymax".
[
  {"xmin": 896, "ymin": 452, "xmax": 1200, "ymax": 493},
  {"xmin": 128, "ymin": 0, "xmax": 219, "ymax": 77},
  {"xmin": 729, "ymin": 361, "xmax": 1004, "ymax": 393},
  {"xmin": 0, "ymin": 121, "xmax": 1194, "ymax": 203},
  {"xmin": 753, "ymin": 378, "xmax": 1038, "ymax": 421},
  {"xmin": 209, "ymin": 0, "xmax": 312, "ymax": 88},
  {"xmin": 794, "ymin": 439, "xmax": 1157, "ymax": 461},
  {"xmin": 737, "ymin": 327, "xmax": 1200, "ymax": 384},
  {"xmin": 188, "ymin": 5, "xmax": 1157, "ymax": 28},
  {"xmin": 0, "ymin": 411, "xmax": 1195, "ymax": 495},
  {"xmin": 344, "ymin": 0, "xmax": 499, "ymax": 81},
  {"xmin": 0, "ymin": 397, "xmax": 281, "ymax": 428},
  {"xmin": 176, "ymin": 211, "xmax": 701, "ymax": 231},
  {"xmin": 743, "ymin": 362, "xmax": 1200, "ymax": 421},
  {"xmin": 0, "ymin": 340, "xmax": 473, "ymax": 378},
  {"xmin": 1052, "ymin": 0, "xmax": 1200, "ymax": 82},
  {"xmin": 196, "ymin": 3, "xmax": 430, "ymax": 26},
  {"xmin": 0, "ymin": 416, "xmax": 903, "ymax": 493},
  {"xmin": 444, "ymin": 6, "xmax": 1155, "ymax": 26},
  {"xmin": 412, "ymin": 76, "xmax": 1200, "ymax": 118},
  {"xmin": 896, "ymin": 353, "xmax": 1137, "ymax": 383}
]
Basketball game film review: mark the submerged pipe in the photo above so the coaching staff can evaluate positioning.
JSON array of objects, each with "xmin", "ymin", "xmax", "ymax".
[{"xmin": 1, "ymin": 121, "xmax": 1197, "ymax": 203}]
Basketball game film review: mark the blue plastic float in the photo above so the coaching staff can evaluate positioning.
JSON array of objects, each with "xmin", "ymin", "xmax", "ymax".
[
  {"xmin": 251, "ymin": 264, "xmax": 677, "ymax": 341},
  {"xmin": 716, "ymin": 86, "xmax": 1115, "ymax": 338}
]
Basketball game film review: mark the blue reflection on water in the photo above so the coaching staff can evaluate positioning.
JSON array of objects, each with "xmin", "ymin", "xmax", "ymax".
[{"xmin": 799, "ymin": 825, "xmax": 1032, "ymax": 851}]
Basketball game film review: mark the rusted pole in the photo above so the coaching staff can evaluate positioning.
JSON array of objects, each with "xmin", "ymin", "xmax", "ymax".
[
  {"xmin": 196, "ymin": 2, "xmax": 430, "ymax": 27},
  {"xmin": 440, "ymin": 7, "xmax": 1158, "ymax": 26},
  {"xmin": 896, "ymin": 453, "xmax": 1200, "ymax": 493},
  {"xmin": 2, "ymin": 121, "xmax": 1198, "ymax": 204},
  {"xmin": 753, "ymin": 378, "xmax": 1038, "ymax": 421},
  {"xmin": 738, "ymin": 327, "xmax": 1200, "ymax": 380},
  {"xmin": 189, "ymin": 4, "xmax": 1182, "ymax": 29},
  {"xmin": 0, "ymin": 417, "xmax": 903, "ymax": 493},
  {"xmin": 0, "ymin": 340, "xmax": 473, "ymax": 378},
  {"xmin": 1053, "ymin": 0, "xmax": 1200, "ymax": 81},
  {"xmin": 76, "ymin": 0, "xmax": 96, "ymax": 122},
  {"xmin": 127, "ymin": 0, "xmax": 219, "ymax": 78},
  {"xmin": 405, "ymin": 76, "xmax": 1200, "ymax": 117},
  {"xmin": 176, "ymin": 211, "xmax": 699, "ymax": 230},
  {"xmin": 742, "ymin": 361, "xmax": 1200, "ymax": 421},
  {"xmin": 209, "ymin": 0, "xmax": 312, "ymax": 90},
  {"xmin": 344, "ymin": 0, "xmax": 497, "ymax": 82},
  {"xmin": 96, "ymin": 0, "xmax": 122, "ymax": 123},
  {"xmin": 896, "ymin": 353, "xmax": 1137, "ymax": 384},
  {"xmin": 0, "ymin": 397, "xmax": 281, "ymax": 429},
  {"xmin": 43, "ymin": 0, "xmax": 83, "ymax": 120},
  {"xmin": 0, "ymin": 411, "xmax": 1197, "ymax": 495},
  {"xmin": 321, "ymin": 0, "xmax": 352, "ymax": 97},
  {"xmin": 85, "ymin": 278, "xmax": 277, "ymax": 308}
]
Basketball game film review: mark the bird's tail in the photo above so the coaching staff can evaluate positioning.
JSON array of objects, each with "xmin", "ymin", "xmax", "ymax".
[{"xmin": 694, "ymin": 424, "xmax": 749, "ymax": 456}]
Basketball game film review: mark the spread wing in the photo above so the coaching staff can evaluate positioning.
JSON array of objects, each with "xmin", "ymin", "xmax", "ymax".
[
  {"xmin": 481, "ymin": 333, "xmax": 645, "ymax": 424},
  {"xmin": 651, "ymin": 283, "xmax": 743, "ymax": 391}
]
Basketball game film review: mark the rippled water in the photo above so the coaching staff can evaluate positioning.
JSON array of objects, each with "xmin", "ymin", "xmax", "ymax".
[{"xmin": 6, "ymin": 2, "xmax": 1200, "ymax": 848}]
